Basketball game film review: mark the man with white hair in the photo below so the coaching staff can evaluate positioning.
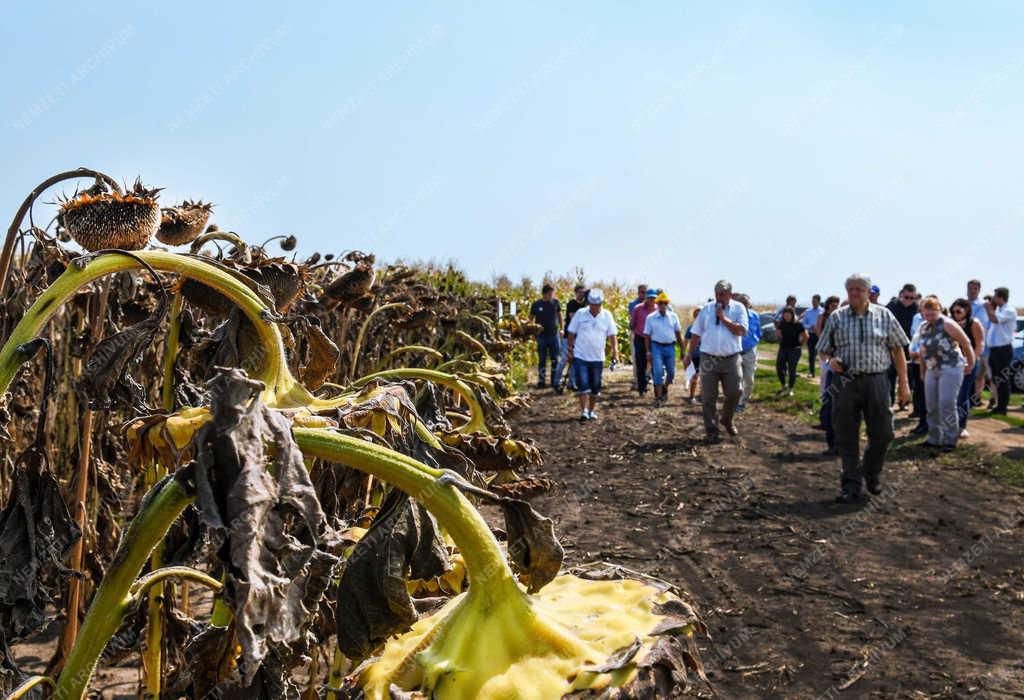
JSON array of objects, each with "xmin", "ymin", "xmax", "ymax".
[
  {"xmin": 816, "ymin": 273, "xmax": 911, "ymax": 503},
  {"xmin": 688, "ymin": 280, "xmax": 749, "ymax": 442},
  {"xmin": 567, "ymin": 289, "xmax": 621, "ymax": 421}
]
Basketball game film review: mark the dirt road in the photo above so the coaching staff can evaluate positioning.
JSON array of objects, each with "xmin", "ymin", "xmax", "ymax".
[{"xmin": 512, "ymin": 368, "xmax": 1024, "ymax": 698}]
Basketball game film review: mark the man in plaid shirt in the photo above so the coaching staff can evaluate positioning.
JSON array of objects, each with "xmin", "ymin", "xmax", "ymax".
[{"xmin": 817, "ymin": 273, "xmax": 911, "ymax": 503}]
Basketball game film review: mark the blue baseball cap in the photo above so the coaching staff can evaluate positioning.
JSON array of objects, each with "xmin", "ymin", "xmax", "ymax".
[
  {"xmin": 645, "ymin": 289, "xmax": 658, "ymax": 298},
  {"xmin": 870, "ymin": 285, "xmax": 880, "ymax": 294}
]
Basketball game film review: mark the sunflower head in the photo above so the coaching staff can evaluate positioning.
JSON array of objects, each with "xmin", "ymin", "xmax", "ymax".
[{"xmin": 156, "ymin": 199, "xmax": 214, "ymax": 246}]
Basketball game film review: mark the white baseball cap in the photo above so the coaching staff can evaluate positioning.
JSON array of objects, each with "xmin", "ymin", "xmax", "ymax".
[{"xmin": 587, "ymin": 289, "xmax": 603, "ymax": 304}]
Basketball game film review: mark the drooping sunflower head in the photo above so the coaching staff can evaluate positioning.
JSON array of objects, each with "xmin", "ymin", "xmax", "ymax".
[
  {"xmin": 243, "ymin": 261, "xmax": 308, "ymax": 313},
  {"xmin": 58, "ymin": 178, "xmax": 162, "ymax": 251},
  {"xmin": 325, "ymin": 263, "xmax": 376, "ymax": 305},
  {"xmin": 156, "ymin": 199, "xmax": 214, "ymax": 246}
]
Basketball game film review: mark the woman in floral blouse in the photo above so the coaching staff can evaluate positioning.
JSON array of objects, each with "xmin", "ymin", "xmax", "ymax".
[{"xmin": 916, "ymin": 296, "xmax": 976, "ymax": 451}]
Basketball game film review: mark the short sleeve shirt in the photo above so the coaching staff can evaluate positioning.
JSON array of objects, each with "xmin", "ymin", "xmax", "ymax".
[
  {"xmin": 568, "ymin": 308, "xmax": 617, "ymax": 362},
  {"xmin": 801, "ymin": 306, "xmax": 821, "ymax": 331},
  {"xmin": 529, "ymin": 298, "xmax": 561, "ymax": 337},
  {"xmin": 816, "ymin": 303, "xmax": 910, "ymax": 374},
  {"xmin": 987, "ymin": 304, "xmax": 1017, "ymax": 348},
  {"xmin": 564, "ymin": 298, "xmax": 585, "ymax": 338},
  {"xmin": 690, "ymin": 300, "xmax": 749, "ymax": 356},
  {"xmin": 643, "ymin": 309, "xmax": 682, "ymax": 344},
  {"xmin": 630, "ymin": 303, "xmax": 656, "ymax": 335}
]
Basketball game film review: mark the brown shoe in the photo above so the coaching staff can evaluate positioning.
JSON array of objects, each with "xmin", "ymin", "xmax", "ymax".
[{"xmin": 724, "ymin": 423, "xmax": 739, "ymax": 436}]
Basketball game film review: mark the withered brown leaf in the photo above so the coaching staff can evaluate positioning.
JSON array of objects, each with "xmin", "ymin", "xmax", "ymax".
[{"xmin": 334, "ymin": 488, "xmax": 449, "ymax": 660}]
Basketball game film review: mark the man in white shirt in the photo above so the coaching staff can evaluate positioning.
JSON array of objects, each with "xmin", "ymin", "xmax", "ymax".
[
  {"xmin": 688, "ymin": 280, "xmax": 749, "ymax": 441},
  {"xmin": 567, "ymin": 289, "xmax": 621, "ymax": 421},
  {"xmin": 984, "ymin": 286, "xmax": 1017, "ymax": 414},
  {"xmin": 643, "ymin": 292, "xmax": 684, "ymax": 405}
]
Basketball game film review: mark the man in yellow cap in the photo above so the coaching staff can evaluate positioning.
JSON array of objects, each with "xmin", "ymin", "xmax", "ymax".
[{"xmin": 643, "ymin": 292, "xmax": 684, "ymax": 405}]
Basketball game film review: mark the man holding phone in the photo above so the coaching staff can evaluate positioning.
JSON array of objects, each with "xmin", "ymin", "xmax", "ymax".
[{"xmin": 817, "ymin": 273, "xmax": 911, "ymax": 503}]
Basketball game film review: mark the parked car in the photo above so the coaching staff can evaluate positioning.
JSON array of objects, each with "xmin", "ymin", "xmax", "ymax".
[{"xmin": 759, "ymin": 312, "xmax": 777, "ymax": 343}]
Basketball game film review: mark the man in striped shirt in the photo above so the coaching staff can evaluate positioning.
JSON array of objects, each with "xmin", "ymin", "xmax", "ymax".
[{"xmin": 816, "ymin": 273, "xmax": 911, "ymax": 504}]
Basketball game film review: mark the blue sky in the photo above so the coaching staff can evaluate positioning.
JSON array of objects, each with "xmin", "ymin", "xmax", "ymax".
[{"xmin": 3, "ymin": 1, "xmax": 1023, "ymax": 305}]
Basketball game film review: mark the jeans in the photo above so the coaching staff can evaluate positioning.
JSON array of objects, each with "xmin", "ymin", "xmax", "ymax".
[
  {"xmin": 957, "ymin": 365, "xmax": 977, "ymax": 429},
  {"xmin": 650, "ymin": 342, "xmax": 676, "ymax": 386},
  {"xmin": 633, "ymin": 335, "xmax": 649, "ymax": 393},
  {"xmin": 807, "ymin": 332, "xmax": 819, "ymax": 376},
  {"xmin": 776, "ymin": 346, "xmax": 801, "ymax": 388},
  {"xmin": 573, "ymin": 360, "xmax": 604, "ymax": 396},
  {"xmin": 700, "ymin": 353, "xmax": 742, "ymax": 435},
  {"xmin": 536, "ymin": 334, "xmax": 559, "ymax": 384},
  {"xmin": 989, "ymin": 344, "xmax": 1013, "ymax": 412},
  {"xmin": 554, "ymin": 337, "xmax": 574, "ymax": 390},
  {"xmin": 740, "ymin": 348, "xmax": 757, "ymax": 405},
  {"xmin": 925, "ymin": 364, "xmax": 964, "ymax": 447},
  {"xmin": 832, "ymin": 372, "xmax": 894, "ymax": 495}
]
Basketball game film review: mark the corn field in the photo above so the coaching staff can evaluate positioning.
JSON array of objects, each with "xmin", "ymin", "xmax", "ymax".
[{"xmin": 0, "ymin": 169, "xmax": 707, "ymax": 699}]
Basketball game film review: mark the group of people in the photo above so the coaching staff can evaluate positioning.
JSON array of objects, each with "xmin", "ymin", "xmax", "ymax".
[{"xmin": 528, "ymin": 275, "xmax": 1019, "ymax": 503}]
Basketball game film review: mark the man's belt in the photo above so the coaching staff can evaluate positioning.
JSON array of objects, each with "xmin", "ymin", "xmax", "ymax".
[
  {"xmin": 847, "ymin": 370, "xmax": 886, "ymax": 378},
  {"xmin": 651, "ymin": 340, "xmax": 675, "ymax": 347},
  {"xmin": 702, "ymin": 352, "xmax": 739, "ymax": 359}
]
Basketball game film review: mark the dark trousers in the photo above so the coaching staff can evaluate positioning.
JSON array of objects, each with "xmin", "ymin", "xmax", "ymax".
[
  {"xmin": 807, "ymin": 332, "xmax": 819, "ymax": 376},
  {"xmin": 957, "ymin": 365, "xmax": 978, "ymax": 429},
  {"xmin": 832, "ymin": 372, "xmax": 894, "ymax": 495},
  {"xmin": 909, "ymin": 362, "xmax": 926, "ymax": 423},
  {"xmin": 989, "ymin": 345, "xmax": 1014, "ymax": 412},
  {"xmin": 820, "ymin": 370, "xmax": 835, "ymax": 448},
  {"xmin": 776, "ymin": 346, "xmax": 801, "ymax": 388},
  {"xmin": 633, "ymin": 335, "xmax": 649, "ymax": 394},
  {"xmin": 536, "ymin": 335, "xmax": 559, "ymax": 384}
]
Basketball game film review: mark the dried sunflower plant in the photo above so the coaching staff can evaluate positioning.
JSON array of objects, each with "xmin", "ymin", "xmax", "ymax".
[{"xmin": 0, "ymin": 169, "xmax": 710, "ymax": 700}]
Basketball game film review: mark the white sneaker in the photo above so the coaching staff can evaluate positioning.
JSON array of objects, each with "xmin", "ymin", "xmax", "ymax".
[
  {"xmin": 960, "ymin": 428, "xmax": 969, "ymax": 439},
  {"xmin": 587, "ymin": 410, "xmax": 597, "ymax": 420},
  {"xmin": 579, "ymin": 410, "xmax": 589, "ymax": 421}
]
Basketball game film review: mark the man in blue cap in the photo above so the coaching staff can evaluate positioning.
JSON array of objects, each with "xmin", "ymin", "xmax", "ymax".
[{"xmin": 869, "ymin": 285, "xmax": 881, "ymax": 305}]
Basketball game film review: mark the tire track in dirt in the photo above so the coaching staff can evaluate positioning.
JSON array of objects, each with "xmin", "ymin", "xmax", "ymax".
[{"xmin": 511, "ymin": 368, "xmax": 1024, "ymax": 698}]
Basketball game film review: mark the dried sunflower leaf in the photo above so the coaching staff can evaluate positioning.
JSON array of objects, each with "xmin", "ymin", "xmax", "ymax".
[
  {"xmin": 164, "ymin": 624, "xmax": 238, "ymax": 698},
  {"xmin": 585, "ymin": 636, "xmax": 642, "ymax": 674},
  {"xmin": 192, "ymin": 367, "xmax": 339, "ymax": 684},
  {"xmin": 0, "ymin": 337, "xmax": 79, "ymax": 662},
  {"xmin": 299, "ymin": 318, "xmax": 340, "ymax": 389},
  {"xmin": 500, "ymin": 498, "xmax": 563, "ymax": 593},
  {"xmin": 413, "ymin": 381, "xmax": 452, "ymax": 432},
  {"xmin": 76, "ymin": 254, "xmax": 168, "ymax": 411},
  {"xmin": 335, "ymin": 488, "xmax": 449, "ymax": 660}
]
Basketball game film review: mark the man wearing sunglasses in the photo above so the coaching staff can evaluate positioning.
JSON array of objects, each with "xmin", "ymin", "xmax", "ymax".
[{"xmin": 886, "ymin": 284, "xmax": 921, "ymax": 420}]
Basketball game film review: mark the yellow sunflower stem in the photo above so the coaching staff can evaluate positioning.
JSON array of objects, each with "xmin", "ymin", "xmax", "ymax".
[
  {"xmin": 351, "ymin": 369, "xmax": 487, "ymax": 434},
  {"xmin": 53, "ymin": 475, "xmax": 196, "ymax": 700},
  {"xmin": 0, "ymin": 250, "xmax": 314, "ymax": 409},
  {"xmin": 53, "ymin": 425, "xmax": 520, "ymax": 699},
  {"xmin": 348, "ymin": 303, "xmax": 412, "ymax": 382},
  {"xmin": 5, "ymin": 675, "xmax": 56, "ymax": 700},
  {"xmin": 293, "ymin": 428, "xmax": 517, "ymax": 595}
]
